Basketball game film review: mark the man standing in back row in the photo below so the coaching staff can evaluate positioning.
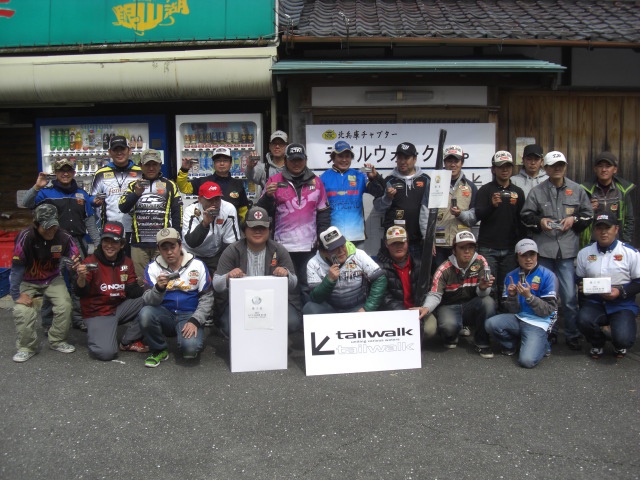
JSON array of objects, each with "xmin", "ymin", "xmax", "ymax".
[
  {"xmin": 521, "ymin": 151, "xmax": 593, "ymax": 350},
  {"xmin": 510, "ymin": 144, "xmax": 548, "ymax": 198}
]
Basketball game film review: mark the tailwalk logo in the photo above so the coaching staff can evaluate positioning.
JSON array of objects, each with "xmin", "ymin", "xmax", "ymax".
[
  {"xmin": 304, "ymin": 311, "xmax": 422, "ymax": 376},
  {"xmin": 113, "ymin": 0, "xmax": 190, "ymax": 36}
]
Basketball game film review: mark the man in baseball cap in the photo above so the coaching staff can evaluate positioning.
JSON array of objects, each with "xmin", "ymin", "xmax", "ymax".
[
  {"xmin": 246, "ymin": 130, "xmax": 289, "ymax": 189},
  {"xmin": 321, "ymin": 140, "xmax": 385, "ymax": 244},
  {"xmin": 303, "ymin": 226, "xmax": 387, "ymax": 315},
  {"xmin": 579, "ymin": 151, "xmax": 634, "ymax": 248},
  {"xmin": 432, "ymin": 144, "xmax": 478, "ymax": 269},
  {"xmin": 212, "ymin": 205, "xmax": 303, "ymax": 337},
  {"xmin": 416, "ymin": 229, "xmax": 497, "ymax": 358},
  {"xmin": 485, "ymin": 238, "xmax": 559, "ymax": 368},
  {"xmin": 11, "ymin": 203, "xmax": 80, "ymax": 362},
  {"xmin": 138, "ymin": 227, "xmax": 213, "ymax": 366},
  {"xmin": 476, "ymin": 150, "xmax": 526, "ymax": 305},
  {"xmin": 521, "ymin": 148, "xmax": 593, "ymax": 350},
  {"xmin": 511, "ymin": 144, "xmax": 548, "ymax": 197},
  {"xmin": 576, "ymin": 210, "xmax": 640, "ymax": 360},
  {"xmin": 374, "ymin": 141, "xmax": 431, "ymax": 259}
]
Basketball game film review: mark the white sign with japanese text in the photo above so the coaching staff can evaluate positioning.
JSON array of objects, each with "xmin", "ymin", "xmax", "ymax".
[
  {"xmin": 306, "ymin": 123, "xmax": 496, "ymax": 170},
  {"xmin": 583, "ymin": 277, "xmax": 612, "ymax": 294},
  {"xmin": 427, "ymin": 170, "xmax": 452, "ymax": 209},
  {"xmin": 303, "ymin": 310, "xmax": 422, "ymax": 376},
  {"xmin": 229, "ymin": 276, "xmax": 288, "ymax": 372}
]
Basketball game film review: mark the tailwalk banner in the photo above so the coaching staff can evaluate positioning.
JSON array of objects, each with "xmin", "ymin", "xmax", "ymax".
[{"xmin": 303, "ymin": 310, "xmax": 422, "ymax": 376}]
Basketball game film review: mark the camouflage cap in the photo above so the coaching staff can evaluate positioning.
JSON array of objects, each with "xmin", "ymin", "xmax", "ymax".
[{"xmin": 34, "ymin": 203, "xmax": 59, "ymax": 230}]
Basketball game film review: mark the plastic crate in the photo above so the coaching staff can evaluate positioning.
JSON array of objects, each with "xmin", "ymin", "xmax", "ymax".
[
  {"xmin": 0, "ymin": 230, "xmax": 17, "ymax": 268},
  {"xmin": 0, "ymin": 268, "xmax": 9, "ymax": 298}
]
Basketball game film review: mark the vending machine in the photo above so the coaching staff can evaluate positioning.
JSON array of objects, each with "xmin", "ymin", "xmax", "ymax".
[
  {"xmin": 35, "ymin": 115, "xmax": 168, "ymax": 193},
  {"xmin": 174, "ymin": 114, "xmax": 263, "ymax": 204}
]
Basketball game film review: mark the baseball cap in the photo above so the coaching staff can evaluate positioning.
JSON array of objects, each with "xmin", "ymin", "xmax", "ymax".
[
  {"xmin": 270, "ymin": 130, "xmax": 288, "ymax": 143},
  {"xmin": 101, "ymin": 221, "xmax": 125, "ymax": 242},
  {"xmin": 285, "ymin": 143, "xmax": 307, "ymax": 161},
  {"xmin": 319, "ymin": 226, "xmax": 346, "ymax": 251},
  {"xmin": 156, "ymin": 228, "xmax": 181, "ymax": 245},
  {"xmin": 385, "ymin": 226, "xmax": 408, "ymax": 244},
  {"xmin": 396, "ymin": 142, "xmax": 418, "ymax": 157},
  {"xmin": 594, "ymin": 213, "xmax": 618, "ymax": 227},
  {"xmin": 515, "ymin": 238, "xmax": 538, "ymax": 255},
  {"xmin": 443, "ymin": 145, "xmax": 464, "ymax": 161},
  {"xmin": 523, "ymin": 144, "xmax": 544, "ymax": 158},
  {"xmin": 453, "ymin": 230, "xmax": 476, "ymax": 246},
  {"xmin": 140, "ymin": 149, "xmax": 162, "ymax": 165},
  {"xmin": 212, "ymin": 147, "xmax": 232, "ymax": 161},
  {"xmin": 53, "ymin": 158, "xmax": 75, "ymax": 171},
  {"xmin": 594, "ymin": 151, "xmax": 618, "ymax": 167},
  {"xmin": 245, "ymin": 207, "xmax": 270, "ymax": 228},
  {"xmin": 492, "ymin": 150, "xmax": 514, "ymax": 167},
  {"xmin": 109, "ymin": 135, "xmax": 128, "ymax": 149},
  {"xmin": 544, "ymin": 151, "xmax": 567, "ymax": 166},
  {"xmin": 34, "ymin": 203, "xmax": 59, "ymax": 230},
  {"xmin": 332, "ymin": 140, "xmax": 354, "ymax": 156},
  {"xmin": 198, "ymin": 181, "xmax": 223, "ymax": 199}
]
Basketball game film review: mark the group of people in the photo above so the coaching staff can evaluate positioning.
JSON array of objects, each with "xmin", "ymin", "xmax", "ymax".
[{"xmin": 10, "ymin": 132, "xmax": 639, "ymax": 369}]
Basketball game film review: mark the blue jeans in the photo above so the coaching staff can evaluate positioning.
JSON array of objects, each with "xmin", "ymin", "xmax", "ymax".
[
  {"xmin": 485, "ymin": 313, "xmax": 549, "ymax": 368},
  {"xmin": 577, "ymin": 302, "xmax": 637, "ymax": 349},
  {"xmin": 435, "ymin": 295, "xmax": 495, "ymax": 347},
  {"xmin": 138, "ymin": 305, "xmax": 204, "ymax": 356},
  {"xmin": 538, "ymin": 257, "xmax": 579, "ymax": 340},
  {"xmin": 478, "ymin": 247, "xmax": 517, "ymax": 300}
]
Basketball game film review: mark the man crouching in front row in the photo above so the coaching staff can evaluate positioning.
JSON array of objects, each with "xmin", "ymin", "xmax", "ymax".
[{"xmin": 139, "ymin": 228, "xmax": 213, "ymax": 367}]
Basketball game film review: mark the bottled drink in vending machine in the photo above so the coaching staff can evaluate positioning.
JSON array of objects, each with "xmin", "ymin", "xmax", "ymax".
[
  {"xmin": 49, "ymin": 129, "xmax": 56, "ymax": 151},
  {"xmin": 88, "ymin": 129, "xmax": 96, "ymax": 149},
  {"xmin": 205, "ymin": 132, "xmax": 212, "ymax": 147},
  {"xmin": 183, "ymin": 133, "xmax": 190, "ymax": 149},
  {"xmin": 200, "ymin": 151, "xmax": 210, "ymax": 175},
  {"xmin": 137, "ymin": 135, "xmax": 143, "ymax": 149},
  {"xmin": 75, "ymin": 130, "xmax": 83, "ymax": 150},
  {"xmin": 62, "ymin": 129, "xmax": 70, "ymax": 150},
  {"xmin": 109, "ymin": 132, "xmax": 115, "ymax": 146},
  {"xmin": 225, "ymin": 131, "xmax": 233, "ymax": 145},
  {"xmin": 130, "ymin": 135, "xmax": 136, "ymax": 149},
  {"xmin": 232, "ymin": 131, "xmax": 240, "ymax": 145},
  {"xmin": 69, "ymin": 129, "xmax": 76, "ymax": 151},
  {"xmin": 103, "ymin": 132, "xmax": 110, "ymax": 150}
]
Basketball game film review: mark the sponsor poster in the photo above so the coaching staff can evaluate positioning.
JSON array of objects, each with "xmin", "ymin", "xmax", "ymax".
[
  {"xmin": 230, "ymin": 276, "xmax": 288, "ymax": 372},
  {"xmin": 303, "ymin": 310, "xmax": 422, "ymax": 376}
]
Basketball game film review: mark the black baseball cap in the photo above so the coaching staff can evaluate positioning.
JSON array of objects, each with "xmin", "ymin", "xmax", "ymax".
[
  {"xmin": 594, "ymin": 213, "xmax": 618, "ymax": 227},
  {"xmin": 396, "ymin": 142, "xmax": 418, "ymax": 157},
  {"xmin": 523, "ymin": 144, "xmax": 544, "ymax": 158}
]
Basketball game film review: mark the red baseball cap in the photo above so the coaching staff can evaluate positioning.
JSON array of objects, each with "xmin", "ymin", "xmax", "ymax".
[{"xmin": 198, "ymin": 181, "xmax": 223, "ymax": 199}]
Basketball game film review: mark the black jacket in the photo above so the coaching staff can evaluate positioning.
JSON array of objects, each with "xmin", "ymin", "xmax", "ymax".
[{"xmin": 376, "ymin": 247, "xmax": 423, "ymax": 310}]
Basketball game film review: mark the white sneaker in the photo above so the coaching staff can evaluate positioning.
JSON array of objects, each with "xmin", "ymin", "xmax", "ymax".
[
  {"xmin": 49, "ymin": 342, "xmax": 76, "ymax": 354},
  {"xmin": 13, "ymin": 351, "xmax": 36, "ymax": 363},
  {"xmin": 460, "ymin": 326, "xmax": 471, "ymax": 337}
]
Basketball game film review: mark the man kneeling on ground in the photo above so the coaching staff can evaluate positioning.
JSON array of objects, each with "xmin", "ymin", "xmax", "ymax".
[
  {"xmin": 213, "ymin": 206, "xmax": 302, "ymax": 337},
  {"xmin": 304, "ymin": 226, "xmax": 387, "ymax": 315},
  {"xmin": 485, "ymin": 239, "xmax": 558, "ymax": 368},
  {"xmin": 413, "ymin": 231, "xmax": 496, "ymax": 358},
  {"xmin": 75, "ymin": 221, "xmax": 147, "ymax": 360},
  {"xmin": 139, "ymin": 228, "xmax": 213, "ymax": 367}
]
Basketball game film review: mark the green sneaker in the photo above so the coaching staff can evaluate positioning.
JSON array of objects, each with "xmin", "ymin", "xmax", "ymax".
[{"xmin": 145, "ymin": 350, "xmax": 169, "ymax": 368}]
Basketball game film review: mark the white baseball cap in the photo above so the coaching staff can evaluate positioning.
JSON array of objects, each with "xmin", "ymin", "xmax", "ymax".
[
  {"xmin": 544, "ymin": 151, "xmax": 567, "ymax": 166},
  {"xmin": 515, "ymin": 239, "xmax": 538, "ymax": 255}
]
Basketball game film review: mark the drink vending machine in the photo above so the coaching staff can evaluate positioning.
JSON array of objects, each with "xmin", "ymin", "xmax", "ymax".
[
  {"xmin": 35, "ymin": 115, "xmax": 168, "ymax": 193},
  {"xmin": 174, "ymin": 114, "xmax": 263, "ymax": 205}
]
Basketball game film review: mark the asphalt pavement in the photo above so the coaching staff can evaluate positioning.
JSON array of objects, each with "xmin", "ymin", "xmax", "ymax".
[{"xmin": 0, "ymin": 301, "xmax": 638, "ymax": 480}]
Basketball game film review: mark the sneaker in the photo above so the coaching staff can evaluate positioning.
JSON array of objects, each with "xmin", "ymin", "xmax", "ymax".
[
  {"xmin": 49, "ymin": 342, "xmax": 76, "ymax": 354},
  {"xmin": 145, "ymin": 350, "xmax": 169, "ymax": 368},
  {"xmin": 460, "ymin": 326, "xmax": 471, "ymax": 337},
  {"xmin": 444, "ymin": 341, "xmax": 458, "ymax": 349},
  {"xmin": 565, "ymin": 337, "xmax": 581, "ymax": 351},
  {"xmin": 613, "ymin": 347, "xmax": 627, "ymax": 358},
  {"xmin": 119, "ymin": 341, "xmax": 149, "ymax": 353},
  {"xmin": 13, "ymin": 351, "xmax": 36, "ymax": 363},
  {"xmin": 476, "ymin": 346, "xmax": 494, "ymax": 359},
  {"xmin": 183, "ymin": 352, "xmax": 198, "ymax": 360},
  {"xmin": 590, "ymin": 347, "xmax": 604, "ymax": 359},
  {"xmin": 501, "ymin": 347, "xmax": 517, "ymax": 356}
]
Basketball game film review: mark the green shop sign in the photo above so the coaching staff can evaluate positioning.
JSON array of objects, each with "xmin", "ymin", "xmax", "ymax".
[{"xmin": 0, "ymin": 0, "xmax": 276, "ymax": 47}]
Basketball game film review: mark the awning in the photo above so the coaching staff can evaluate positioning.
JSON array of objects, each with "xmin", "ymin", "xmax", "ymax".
[
  {"xmin": 0, "ymin": 46, "xmax": 277, "ymax": 105},
  {"xmin": 272, "ymin": 59, "xmax": 566, "ymax": 74}
]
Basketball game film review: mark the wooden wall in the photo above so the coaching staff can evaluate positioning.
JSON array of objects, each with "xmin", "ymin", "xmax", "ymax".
[{"xmin": 498, "ymin": 91, "xmax": 640, "ymax": 244}]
